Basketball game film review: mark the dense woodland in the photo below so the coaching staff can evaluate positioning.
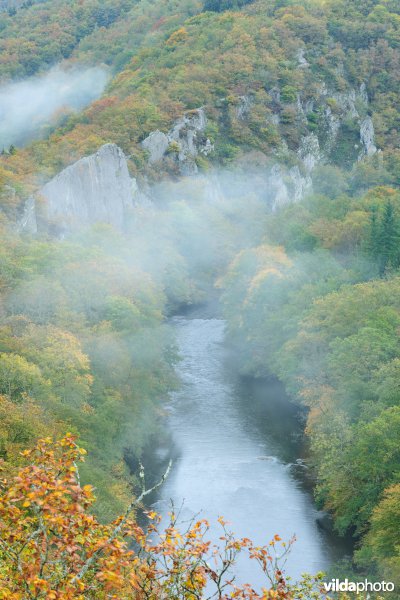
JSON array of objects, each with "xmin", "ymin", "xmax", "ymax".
[{"xmin": 0, "ymin": 0, "xmax": 400, "ymax": 596}]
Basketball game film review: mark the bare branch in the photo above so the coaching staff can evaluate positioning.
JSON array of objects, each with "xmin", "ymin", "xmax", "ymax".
[{"xmin": 70, "ymin": 459, "xmax": 172, "ymax": 585}]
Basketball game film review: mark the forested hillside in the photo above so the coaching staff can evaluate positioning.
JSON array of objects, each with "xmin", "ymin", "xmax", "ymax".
[{"xmin": 0, "ymin": 0, "xmax": 400, "ymax": 595}]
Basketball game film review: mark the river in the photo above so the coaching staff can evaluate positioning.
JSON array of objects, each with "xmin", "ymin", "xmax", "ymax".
[{"xmin": 146, "ymin": 315, "xmax": 351, "ymax": 587}]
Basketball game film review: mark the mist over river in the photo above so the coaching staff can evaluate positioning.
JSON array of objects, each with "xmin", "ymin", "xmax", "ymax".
[{"xmin": 144, "ymin": 312, "xmax": 352, "ymax": 585}]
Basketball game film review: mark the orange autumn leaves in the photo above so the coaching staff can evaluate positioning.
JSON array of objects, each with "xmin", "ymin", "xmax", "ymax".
[{"xmin": 0, "ymin": 435, "xmax": 323, "ymax": 600}]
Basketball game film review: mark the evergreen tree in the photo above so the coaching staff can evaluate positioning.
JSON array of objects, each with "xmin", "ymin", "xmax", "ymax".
[
  {"xmin": 203, "ymin": 0, "xmax": 254, "ymax": 12},
  {"xmin": 378, "ymin": 201, "xmax": 400, "ymax": 275}
]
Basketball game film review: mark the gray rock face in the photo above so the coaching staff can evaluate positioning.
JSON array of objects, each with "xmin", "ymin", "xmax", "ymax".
[
  {"xmin": 268, "ymin": 163, "xmax": 312, "ymax": 211},
  {"xmin": 236, "ymin": 95, "xmax": 252, "ymax": 120},
  {"xmin": 296, "ymin": 48, "xmax": 309, "ymax": 68},
  {"xmin": 360, "ymin": 116, "xmax": 377, "ymax": 157},
  {"xmin": 171, "ymin": 108, "xmax": 213, "ymax": 174},
  {"xmin": 265, "ymin": 133, "xmax": 320, "ymax": 211},
  {"xmin": 18, "ymin": 196, "xmax": 37, "ymax": 234},
  {"xmin": 2, "ymin": 185, "xmax": 38, "ymax": 234},
  {"xmin": 333, "ymin": 89, "xmax": 359, "ymax": 119},
  {"xmin": 268, "ymin": 164, "xmax": 289, "ymax": 209},
  {"xmin": 266, "ymin": 112, "xmax": 280, "ymax": 126},
  {"xmin": 141, "ymin": 130, "xmax": 169, "ymax": 164},
  {"xmin": 141, "ymin": 108, "xmax": 213, "ymax": 175},
  {"xmin": 138, "ymin": 79, "xmax": 378, "ymax": 211},
  {"xmin": 323, "ymin": 105, "xmax": 341, "ymax": 153},
  {"xmin": 289, "ymin": 165, "xmax": 311, "ymax": 203},
  {"xmin": 299, "ymin": 133, "xmax": 321, "ymax": 174},
  {"xmin": 359, "ymin": 82, "xmax": 369, "ymax": 104},
  {"xmin": 39, "ymin": 143, "xmax": 134, "ymax": 232}
]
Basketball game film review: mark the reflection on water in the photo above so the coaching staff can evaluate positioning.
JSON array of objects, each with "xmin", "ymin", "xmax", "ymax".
[{"xmin": 144, "ymin": 316, "xmax": 351, "ymax": 585}]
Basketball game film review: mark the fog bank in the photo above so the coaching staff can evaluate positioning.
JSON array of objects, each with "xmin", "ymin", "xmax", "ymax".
[{"xmin": 0, "ymin": 65, "xmax": 109, "ymax": 148}]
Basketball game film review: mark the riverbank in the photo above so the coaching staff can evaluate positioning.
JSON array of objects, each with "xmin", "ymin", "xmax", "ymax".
[{"xmin": 142, "ymin": 314, "xmax": 353, "ymax": 583}]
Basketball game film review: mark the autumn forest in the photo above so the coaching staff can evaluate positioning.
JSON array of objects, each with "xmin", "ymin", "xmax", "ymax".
[{"xmin": 0, "ymin": 0, "xmax": 399, "ymax": 597}]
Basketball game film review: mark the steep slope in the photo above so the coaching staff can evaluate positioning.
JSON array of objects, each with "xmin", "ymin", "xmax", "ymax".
[
  {"xmin": 0, "ymin": 0, "xmax": 201, "ymax": 80},
  {"xmin": 0, "ymin": 0, "xmax": 399, "ymax": 584},
  {"xmin": 0, "ymin": 0, "xmax": 399, "ymax": 226}
]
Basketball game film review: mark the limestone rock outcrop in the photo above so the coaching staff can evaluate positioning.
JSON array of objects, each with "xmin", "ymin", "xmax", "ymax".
[
  {"xmin": 141, "ymin": 108, "xmax": 213, "ymax": 175},
  {"xmin": 359, "ymin": 116, "xmax": 377, "ymax": 157},
  {"xmin": 39, "ymin": 143, "xmax": 134, "ymax": 233},
  {"xmin": 141, "ymin": 131, "xmax": 169, "ymax": 164},
  {"xmin": 18, "ymin": 196, "xmax": 37, "ymax": 234}
]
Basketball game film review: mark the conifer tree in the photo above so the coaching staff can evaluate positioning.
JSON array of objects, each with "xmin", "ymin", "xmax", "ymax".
[{"xmin": 378, "ymin": 201, "xmax": 399, "ymax": 275}]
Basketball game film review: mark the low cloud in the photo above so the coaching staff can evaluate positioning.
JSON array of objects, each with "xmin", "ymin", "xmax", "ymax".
[{"xmin": 0, "ymin": 65, "xmax": 109, "ymax": 148}]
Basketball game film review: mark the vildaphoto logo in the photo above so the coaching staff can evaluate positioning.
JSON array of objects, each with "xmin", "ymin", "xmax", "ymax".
[{"xmin": 323, "ymin": 579, "xmax": 395, "ymax": 593}]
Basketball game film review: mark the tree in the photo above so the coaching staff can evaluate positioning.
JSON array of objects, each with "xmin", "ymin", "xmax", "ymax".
[
  {"xmin": 0, "ymin": 395, "xmax": 59, "ymax": 466},
  {"xmin": 19, "ymin": 325, "xmax": 93, "ymax": 407},
  {"xmin": 203, "ymin": 0, "xmax": 255, "ymax": 12},
  {"xmin": 378, "ymin": 200, "xmax": 400, "ymax": 275},
  {"xmin": 321, "ymin": 407, "xmax": 400, "ymax": 533},
  {"xmin": 0, "ymin": 353, "xmax": 47, "ymax": 403},
  {"xmin": 359, "ymin": 484, "xmax": 400, "ymax": 586},
  {"xmin": 0, "ymin": 435, "xmax": 329, "ymax": 599}
]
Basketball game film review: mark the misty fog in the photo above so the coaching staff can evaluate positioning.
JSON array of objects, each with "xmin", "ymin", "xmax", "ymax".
[{"xmin": 0, "ymin": 65, "xmax": 109, "ymax": 148}]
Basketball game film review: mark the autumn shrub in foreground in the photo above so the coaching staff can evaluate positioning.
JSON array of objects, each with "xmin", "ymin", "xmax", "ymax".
[{"xmin": 0, "ymin": 435, "xmax": 331, "ymax": 599}]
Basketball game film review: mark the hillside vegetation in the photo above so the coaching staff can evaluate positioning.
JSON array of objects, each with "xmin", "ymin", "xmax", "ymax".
[{"xmin": 0, "ymin": 0, "xmax": 400, "ymax": 592}]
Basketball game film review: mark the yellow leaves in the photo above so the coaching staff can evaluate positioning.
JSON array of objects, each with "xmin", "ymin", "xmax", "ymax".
[
  {"xmin": 80, "ymin": 402, "xmax": 95, "ymax": 415},
  {"xmin": 308, "ymin": 211, "xmax": 370, "ymax": 251},
  {"xmin": 31, "ymin": 577, "xmax": 49, "ymax": 591},
  {"xmin": 248, "ymin": 265, "xmax": 284, "ymax": 293},
  {"xmin": 166, "ymin": 27, "xmax": 189, "ymax": 47},
  {"xmin": 1, "ymin": 437, "xmax": 305, "ymax": 599},
  {"xmin": 74, "ymin": 534, "xmax": 86, "ymax": 545}
]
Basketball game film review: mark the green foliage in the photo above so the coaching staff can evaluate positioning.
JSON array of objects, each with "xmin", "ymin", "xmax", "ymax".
[
  {"xmin": 358, "ymin": 484, "xmax": 400, "ymax": 585},
  {"xmin": 0, "ymin": 0, "xmax": 138, "ymax": 80},
  {"xmin": 329, "ymin": 121, "xmax": 361, "ymax": 169},
  {"xmin": 376, "ymin": 201, "xmax": 400, "ymax": 274},
  {"xmin": 364, "ymin": 192, "xmax": 400, "ymax": 275},
  {"xmin": 0, "ymin": 353, "xmax": 47, "ymax": 402},
  {"xmin": 0, "ymin": 227, "xmax": 181, "ymax": 519},
  {"xmin": 0, "ymin": 0, "xmax": 399, "ymax": 583},
  {"xmin": 203, "ymin": 0, "xmax": 255, "ymax": 12},
  {"xmin": 280, "ymin": 85, "xmax": 297, "ymax": 103},
  {"xmin": 220, "ymin": 185, "xmax": 400, "ymax": 582},
  {"xmin": 0, "ymin": 0, "xmax": 398, "ymax": 191},
  {"xmin": 312, "ymin": 166, "xmax": 349, "ymax": 199}
]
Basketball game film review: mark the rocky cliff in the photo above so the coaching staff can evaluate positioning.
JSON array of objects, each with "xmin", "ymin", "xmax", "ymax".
[
  {"xmin": 140, "ymin": 78, "xmax": 379, "ymax": 211},
  {"xmin": 141, "ymin": 108, "xmax": 213, "ymax": 176},
  {"xmin": 30, "ymin": 143, "xmax": 137, "ymax": 234},
  {"xmin": 15, "ymin": 83, "xmax": 381, "ymax": 234}
]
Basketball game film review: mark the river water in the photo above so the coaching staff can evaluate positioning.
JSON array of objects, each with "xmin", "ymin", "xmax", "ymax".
[{"xmin": 148, "ymin": 315, "xmax": 350, "ymax": 587}]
